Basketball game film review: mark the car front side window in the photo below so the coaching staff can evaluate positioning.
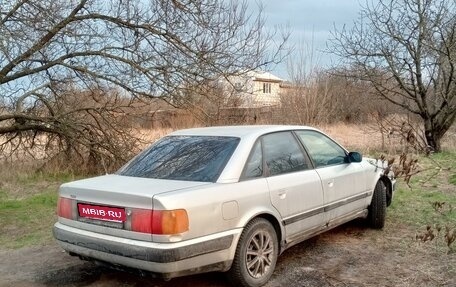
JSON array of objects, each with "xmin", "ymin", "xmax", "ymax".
[{"xmin": 295, "ymin": 130, "xmax": 347, "ymax": 168}]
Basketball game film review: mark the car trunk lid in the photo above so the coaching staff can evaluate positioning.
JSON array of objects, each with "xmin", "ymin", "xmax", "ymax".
[
  {"xmin": 57, "ymin": 174, "xmax": 209, "ymax": 240},
  {"xmin": 59, "ymin": 174, "xmax": 208, "ymax": 208}
]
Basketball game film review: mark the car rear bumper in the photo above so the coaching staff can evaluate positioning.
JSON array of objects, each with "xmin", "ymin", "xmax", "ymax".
[{"xmin": 53, "ymin": 222, "xmax": 240, "ymax": 278}]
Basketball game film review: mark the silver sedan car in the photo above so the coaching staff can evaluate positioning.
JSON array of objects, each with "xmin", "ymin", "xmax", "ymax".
[{"xmin": 53, "ymin": 125, "xmax": 395, "ymax": 287}]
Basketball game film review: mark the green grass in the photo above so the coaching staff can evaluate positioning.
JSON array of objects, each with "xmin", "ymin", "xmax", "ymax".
[
  {"xmin": 15, "ymin": 170, "xmax": 78, "ymax": 187},
  {"xmin": 0, "ymin": 190, "xmax": 58, "ymax": 249},
  {"xmin": 0, "ymin": 171, "xmax": 78, "ymax": 249},
  {"xmin": 389, "ymin": 187, "xmax": 456, "ymax": 227},
  {"xmin": 388, "ymin": 152, "xmax": 456, "ymax": 230},
  {"xmin": 449, "ymin": 173, "xmax": 456, "ymax": 185}
]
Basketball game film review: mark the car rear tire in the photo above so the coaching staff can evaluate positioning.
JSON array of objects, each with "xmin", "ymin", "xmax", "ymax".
[
  {"xmin": 368, "ymin": 180, "xmax": 387, "ymax": 229},
  {"xmin": 227, "ymin": 218, "xmax": 278, "ymax": 287}
]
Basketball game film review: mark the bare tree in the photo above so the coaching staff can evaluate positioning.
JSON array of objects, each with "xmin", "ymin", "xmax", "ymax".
[
  {"xmin": 280, "ymin": 40, "xmax": 336, "ymax": 125},
  {"xmin": 329, "ymin": 0, "xmax": 456, "ymax": 152},
  {"xmin": 0, "ymin": 0, "xmax": 287, "ymax": 170},
  {"xmin": 280, "ymin": 75, "xmax": 335, "ymax": 125},
  {"xmin": 0, "ymin": 84, "xmax": 152, "ymax": 173},
  {"xmin": 179, "ymin": 81, "xmax": 245, "ymax": 125}
]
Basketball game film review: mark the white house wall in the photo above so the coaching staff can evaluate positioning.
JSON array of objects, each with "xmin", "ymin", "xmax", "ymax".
[
  {"xmin": 251, "ymin": 80, "xmax": 281, "ymax": 107},
  {"xmin": 220, "ymin": 71, "xmax": 284, "ymax": 108}
]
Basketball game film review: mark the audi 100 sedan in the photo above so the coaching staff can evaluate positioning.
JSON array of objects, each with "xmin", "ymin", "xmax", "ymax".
[{"xmin": 53, "ymin": 125, "xmax": 395, "ymax": 287}]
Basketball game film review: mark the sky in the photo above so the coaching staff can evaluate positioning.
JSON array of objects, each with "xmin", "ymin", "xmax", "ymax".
[{"xmin": 259, "ymin": 0, "xmax": 363, "ymax": 79}]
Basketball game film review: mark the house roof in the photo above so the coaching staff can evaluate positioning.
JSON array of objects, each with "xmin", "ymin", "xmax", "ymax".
[{"xmin": 247, "ymin": 71, "xmax": 284, "ymax": 83}]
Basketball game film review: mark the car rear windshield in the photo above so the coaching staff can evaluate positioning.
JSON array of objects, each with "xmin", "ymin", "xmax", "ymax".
[{"xmin": 117, "ymin": 136, "xmax": 240, "ymax": 182}]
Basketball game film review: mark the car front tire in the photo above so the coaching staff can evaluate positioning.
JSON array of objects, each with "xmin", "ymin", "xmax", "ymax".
[
  {"xmin": 368, "ymin": 180, "xmax": 387, "ymax": 229},
  {"xmin": 228, "ymin": 218, "xmax": 278, "ymax": 287}
]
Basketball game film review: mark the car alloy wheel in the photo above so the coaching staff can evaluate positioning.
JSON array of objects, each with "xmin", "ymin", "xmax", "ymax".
[
  {"xmin": 228, "ymin": 218, "xmax": 278, "ymax": 287},
  {"xmin": 245, "ymin": 229, "xmax": 274, "ymax": 278}
]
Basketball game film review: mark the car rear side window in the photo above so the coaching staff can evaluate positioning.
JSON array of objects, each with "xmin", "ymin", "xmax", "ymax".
[
  {"xmin": 242, "ymin": 140, "xmax": 263, "ymax": 179},
  {"xmin": 117, "ymin": 136, "xmax": 240, "ymax": 182},
  {"xmin": 262, "ymin": 132, "xmax": 309, "ymax": 176}
]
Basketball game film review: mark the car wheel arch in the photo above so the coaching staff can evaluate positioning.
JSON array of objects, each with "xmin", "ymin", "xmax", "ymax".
[
  {"xmin": 256, "ymin": 213, "xmax": 284, "ymax": 251},
  {"xmin": 227, "ymin": 217, "xmax": 279, "ymax": 286},
  {"xmin": 238, "ymin": 211, "xmax": 284, "ymax": 253}
]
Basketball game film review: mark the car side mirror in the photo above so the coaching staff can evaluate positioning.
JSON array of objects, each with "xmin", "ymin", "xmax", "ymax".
[{"xmin": 348, "ymin": 151, "xmax": 362, "ymax": 163}]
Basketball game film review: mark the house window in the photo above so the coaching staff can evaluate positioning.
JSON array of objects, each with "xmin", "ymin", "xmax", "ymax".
[{"xmin": 263, "ymin": 82, "xmax": 271, "ymax": 94}]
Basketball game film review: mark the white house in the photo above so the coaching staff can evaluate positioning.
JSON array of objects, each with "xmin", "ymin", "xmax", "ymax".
[{"xmin": 223, "ymin": 70, "xmax": 285, "ymax": 108}]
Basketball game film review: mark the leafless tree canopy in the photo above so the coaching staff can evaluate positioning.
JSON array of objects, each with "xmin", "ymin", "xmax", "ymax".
[
  {"xmin": 281, "ymin": 44, "xmax": 398, "ymax": 126},
  {"xmin": 0, "ymin": 0, "xmax": 287, "ymax": 171},
  {"xmin": 329, "ymin": 0, "xmax": 456, "ymax": 152}
]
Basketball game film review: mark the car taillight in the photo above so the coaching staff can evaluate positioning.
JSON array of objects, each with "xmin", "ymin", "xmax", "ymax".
[
  {"xmin": 130, "ymin": 209, "xmax": 153, "ymax": 233},
  {"xmin": 131, "ymin": 209, "xmax": 189, "ymax": 235},
  {"xmin": 159, "ymin": 209, "xmax": 189, "ymax": 235},
  {"xmin": 57, "ymin": 197, "xmax": 73, "ymax": 219}
]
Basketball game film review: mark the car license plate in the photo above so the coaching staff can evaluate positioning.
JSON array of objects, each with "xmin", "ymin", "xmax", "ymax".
[{"xmin": 78, "ymin": 203, "xmax": 126, "ymax": 222}]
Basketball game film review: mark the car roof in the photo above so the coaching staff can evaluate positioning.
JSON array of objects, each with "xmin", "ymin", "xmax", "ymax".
[{"xmin": 169, "ymin": 125, "xmax": 319, "ymax": 138}]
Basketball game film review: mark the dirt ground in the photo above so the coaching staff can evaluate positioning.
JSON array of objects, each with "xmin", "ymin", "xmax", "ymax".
[{"xmin": 0, "ymin": 220, "xmax": 454, "ymax": 287}]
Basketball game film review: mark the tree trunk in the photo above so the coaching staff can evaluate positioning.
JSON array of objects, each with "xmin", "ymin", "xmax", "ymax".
[
  {"xmin": 424, "ymin": 129, "xmax": 442, "ymax": 153},
  {"xmin": 423, "ymin": 118, "xmax": 447, "ymax": 153}
]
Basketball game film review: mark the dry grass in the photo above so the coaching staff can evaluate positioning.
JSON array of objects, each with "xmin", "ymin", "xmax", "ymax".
[
  {"xmin": 318, "ymin": 122, "xmax": 456, "ymax": 155},
  {"xmin": 317, "ymin": 123, "xmax": 381, "ymax": 153},
  {"xmin": 139, "ymin": 122, "xmax": 384, "ymax": 153},
  {"xmin": 139, "ymin": 121, "xmax": 456, "ymax": 155},
  {"xmin": 137, "ymin": 127, "xmax": 175, "ymax": 145},
  {"xmin": 3, "ymin": 121, "xmax": 453, "ymax": 166}
]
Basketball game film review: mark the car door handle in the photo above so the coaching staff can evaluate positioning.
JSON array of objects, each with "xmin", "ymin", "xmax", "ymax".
[
  {"xmin": 327, "ymin": 179, "xmax": 334, "ymax": 188},
  {"xmin": 278, "ymin": 189, "xmax": 287, "ymax": 199}
]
